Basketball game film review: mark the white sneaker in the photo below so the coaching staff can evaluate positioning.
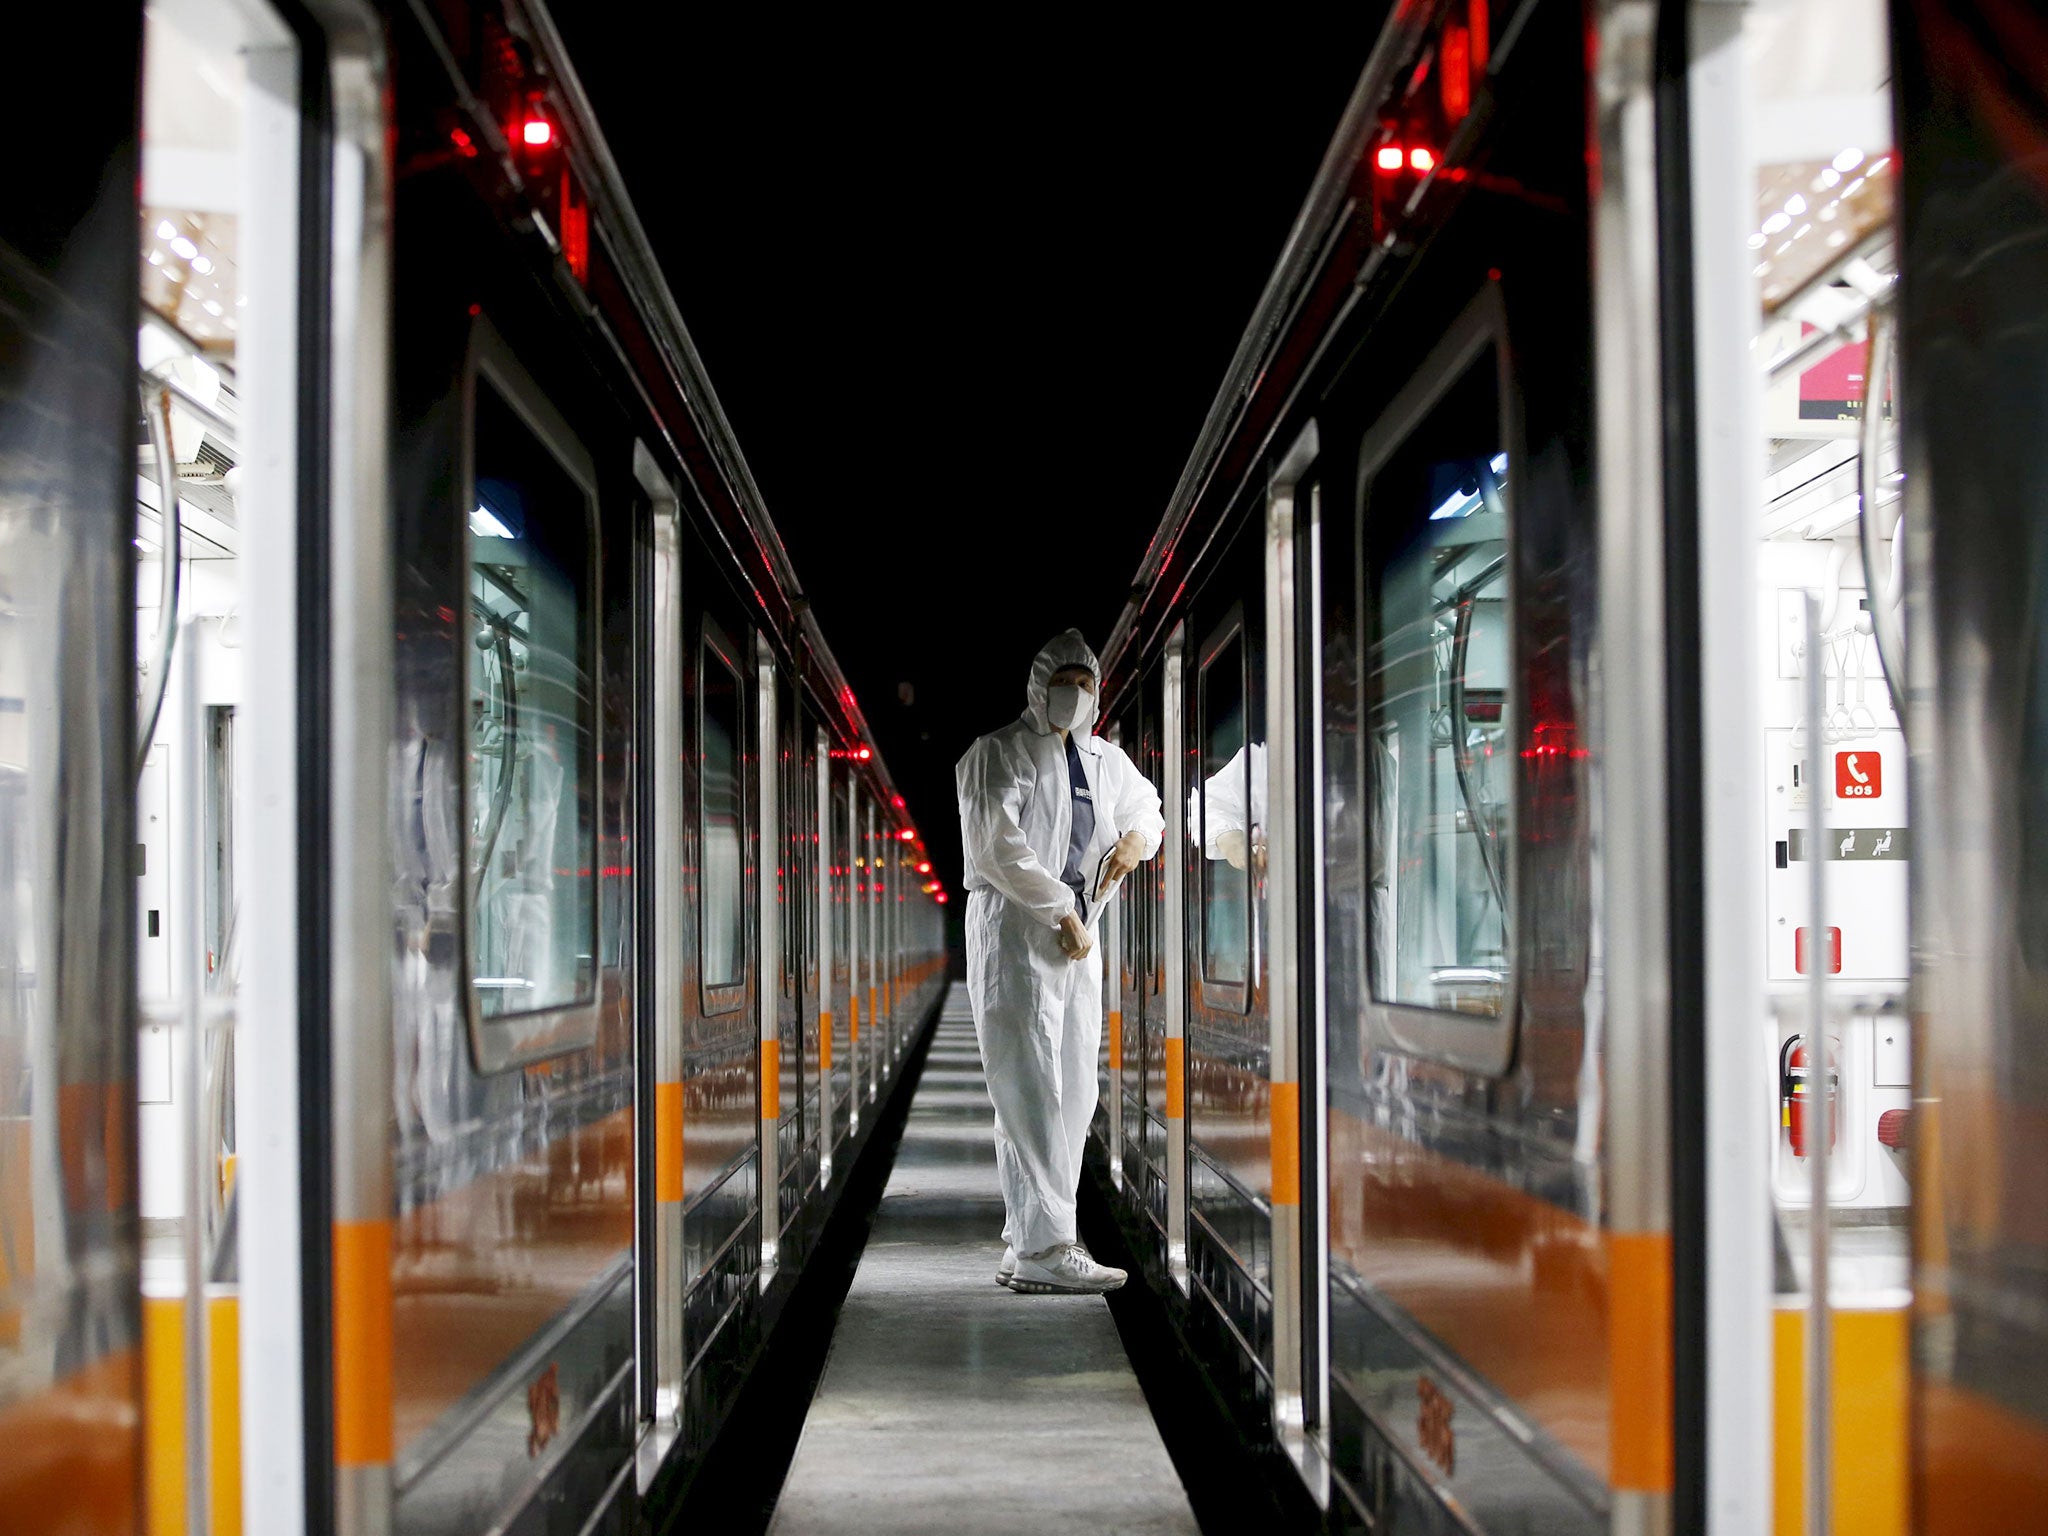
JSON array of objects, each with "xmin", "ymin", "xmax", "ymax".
[
  {"xmin": 996, "ymin": 1246, "xmax": 1017, "ymax": 1287},
  {"xmin": 1008, "ymin": 1243, "xmax": 1127, "ymax": 1295}
]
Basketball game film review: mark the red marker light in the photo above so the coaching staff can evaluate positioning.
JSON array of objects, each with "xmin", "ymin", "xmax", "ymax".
[
  {"xmin": 1409, "ymin": 146, "xmax": 1437, "ymax": 173},
  {"xmin": 856, "ymin": 747, "xmax": 872, "ymax": 761},
  {"xmin": 898, "ymin": 829, "xmax": 916, "ymax": 842},
  {"xmin": 936, "ymin": 892, "xmax": 949, "ymax": 905},
  {"xmin": 522, "ymin": 117, "xmax": 554, "ymax": 148},
  {"xmin": 891, "ymin": 794, "xmax": 906, "ymax": 809},
  {"xmin": 1376, "ymin": 144, "xmax": 1405, "ymax": 172},
  {"xmin": 916, "ymin": 862, "xmax": 931, "ymax": 874},
  {"xmin": 1442, "ymin": 26, "xmax": 1473, "ymax": 121}
]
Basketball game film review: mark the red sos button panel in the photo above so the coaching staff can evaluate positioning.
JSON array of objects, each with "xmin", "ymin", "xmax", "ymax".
[
  {"xmin": 1835, "ymin": 750, "xmax": 1881, "ymax": 799},
  {"xmin": 1796, "ymin": 926, "xmax": 1842, "ymax": 975}
]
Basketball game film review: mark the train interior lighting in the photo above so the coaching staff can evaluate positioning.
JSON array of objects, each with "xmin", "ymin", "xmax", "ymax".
[{"xmin": 1734, "ymin": 3, "xmax": 1909, "ymax": 1528}]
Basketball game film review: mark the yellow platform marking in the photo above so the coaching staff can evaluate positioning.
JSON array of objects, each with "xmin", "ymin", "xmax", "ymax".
[
  {"xmin": 1772, "ymin": 1303, "xmax": 1906, "ymax": 1535},
  {"xmin": 144, "ymin": 1291, "xmax": 242, "ymax": 1535}
]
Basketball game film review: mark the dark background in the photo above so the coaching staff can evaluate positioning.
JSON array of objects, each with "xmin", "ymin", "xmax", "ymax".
[{"xmin": 553, "ymin": 14, "xmax": 1383, "ymax": 911}]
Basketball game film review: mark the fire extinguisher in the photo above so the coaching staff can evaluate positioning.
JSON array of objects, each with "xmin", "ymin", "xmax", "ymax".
[{"xmin": 1779, "ymin": 1033, "xmax": 1838, "ymax": 1158}]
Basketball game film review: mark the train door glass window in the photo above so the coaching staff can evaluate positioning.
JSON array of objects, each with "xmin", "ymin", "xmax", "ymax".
[
  {"xmin": 466, "ymin": 376, "xmax": 597, "ymax": 1024},
  {"xmin": 700, "ymin": 623, "xmax": 746, "ymax": 997},
  {"xmin": 1736, "ymin": 0, "xmax": 1909, "ymax": 1422},
  {"xmin": 126, "ymin": 0, "xmax": 299, "ymax": 1417},
  {"xmin": 1360, "ymin": 345, "xmax": 1512, "ymax": 1025},
  {"xmin": 1197, "ymin": 624, "xmax": 1251, "ymax": 989}
]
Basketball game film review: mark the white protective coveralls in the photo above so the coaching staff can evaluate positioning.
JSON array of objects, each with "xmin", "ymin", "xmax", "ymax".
[{"xmin": 956, "ymin": 630, "xmax": 1165, "ymax": 1257}]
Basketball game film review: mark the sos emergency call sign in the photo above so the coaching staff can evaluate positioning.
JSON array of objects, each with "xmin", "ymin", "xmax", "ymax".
[{"xmin": 1835, "ymin": 750, "xmax": 1882, "ymax": 799}]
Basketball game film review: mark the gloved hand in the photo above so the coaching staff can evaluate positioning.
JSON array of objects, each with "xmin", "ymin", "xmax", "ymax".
[
  {"xmin": 1095, "ymin": 830, "xmax": 1147, "ymax": 897},
  {"xmin": 1055, "ymin": 911, "xmax": 1093, "ymax": 960}
]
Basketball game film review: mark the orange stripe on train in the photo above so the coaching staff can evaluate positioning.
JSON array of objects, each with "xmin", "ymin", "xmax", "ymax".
[
  {"xmin": 1269, "ymin": 1081, "xmax": 1300, "ymax": 1206},
  {"xmin": 654, "ymin": 1081, "xmax": 684, "ymax": 1204},
  {"xmin": 334, "ymin": 1219, "xmax": 394, "ymax": 1466},
  {"xmin": 1607, "ymin": 1231, "xmax": 1672, "ymax": 1492}
]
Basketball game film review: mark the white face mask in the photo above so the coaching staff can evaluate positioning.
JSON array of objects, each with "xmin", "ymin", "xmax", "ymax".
[{"xmin": 1045, "ymin": 681, "xmax": 1096, "ymax": 733}]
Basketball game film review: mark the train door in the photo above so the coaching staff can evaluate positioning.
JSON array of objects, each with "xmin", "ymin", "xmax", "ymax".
[
  {"xmin": 1101, "ymin": 707, "xmax": 1134, "ymax": 1186},
  {"xmin": 796, "ymin": 707, "xmax": 820, "ymax": 1196},
  {"xmin": 836, "ymin": 764, "xmax": 859, "ymax": 1131},
  {"xmin": 1263, "ymin": 427, "xmax": 1321, "ymax": 1461},
  {"xmin": 755, "ymin": 638, "xmax": 786, "ymax": 1267},
  {"xmin": 813, "ymin": 727, "xmax": 838, "ymax": 1178},
  {"xmin": 0, "ymin": 13, "xmax": 148, "ymax": 1530},
  {"xmin": 1184, "ymin": 540, "xmax": 1276, "ymax": 1383},
  {"xmin": 1155, "ymin": 635, "xmax": 1187, "ymax": 1273},
  {"xmin": 1316, "ymin": 278, "xmax": 1591, "ymax": 1531},
  {"xmin": 126, "ymin": 2, "xmax": 380, "ymax": 1531},
  {"xmin": 767, "ymin": 675, "xmax": 815, "ymax": 1243},
  {"xmin": 1683, "ymin": 1, "xmax": 1907, "ymax": 1530},
  {"xmin": 640, "ymin": 445, "xmax": 685, "ymax": 1460},
  {"xmin": 862, "ymin": 796, "xmax": 881, "ymax": 1104},
  {"xmin": 1129, "ymin": 663, "xmax": 1163, "ymax": 1244},
  {"xmin": 680, "ymin": 599, "xmax": 765, "ymax": 1379},
  {"xmin": 1891, "ymin": 2, "xmax": 2048, "ymax": 1526}
]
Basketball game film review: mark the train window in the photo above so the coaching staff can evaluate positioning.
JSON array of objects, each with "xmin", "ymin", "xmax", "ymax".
[
  {"xmin": 1197, "ymin": 621, "xmax": 1252, "ymax": 989},
  {"xmin": 465, "ymin": 371, "xmax": 599, "ymax": 1040},
  {"xmin": 1358, "ymin": 325, "xmax": 1515, "ymax": 1049},
  {"xmin": 700, "ymin": 622, "xmax": 747, "ymax": 998}
]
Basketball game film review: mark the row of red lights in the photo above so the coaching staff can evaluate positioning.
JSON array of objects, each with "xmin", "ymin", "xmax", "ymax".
[
  {"xmin": 478, "ymin": 138, "xmax": 936, "ymax": 906},
  {"xmin": 483, "ymin": 94, "xmax": 944, "ymax": 908},
  {"xmin": 1375, "ymin": 143, "xmax": 1438, "ymax": 174},
  {"xmin": 834, "ymin": 724, "xmax": 941, "ymax": 903}
]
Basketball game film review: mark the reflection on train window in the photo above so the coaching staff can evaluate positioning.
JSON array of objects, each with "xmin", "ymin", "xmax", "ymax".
[
  {"xmin": 1197, "ymin": 628, "xmax": 1251, "ymax": 987},
  {"xmin": 701, "ymin": 630, "xmax": 746, "ymax": 991},
  {"xmin": 1362, "ymin": 352, "xmax": 1511, "ymax": 1018},
  {"xmin": 467, "ymin": 379, "xmax": 596, "ymax": 1019}
]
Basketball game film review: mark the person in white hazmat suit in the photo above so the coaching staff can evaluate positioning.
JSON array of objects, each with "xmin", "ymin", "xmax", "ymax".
[{"xmin": 957, "ymin": 630, "xmax": 1165, "ymax": 1294}]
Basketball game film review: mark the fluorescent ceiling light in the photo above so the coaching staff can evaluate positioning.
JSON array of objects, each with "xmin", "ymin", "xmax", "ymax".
[
  {"xmin": 1429, "ymin": 456, "xmax": 1508, "ymax": 521},
  {"xmin": 471, "ymin": 504, "xmax": 515, "ymax": 539}
]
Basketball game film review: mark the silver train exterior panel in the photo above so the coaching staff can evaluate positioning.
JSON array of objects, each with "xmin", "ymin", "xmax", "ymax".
[
  {"xmin": 1085, "ymin": 0, "xmax": 2048, "ymax": 1532},
  {"xmin": 0, "ymin": 1, "xmax": 946, "ymax": 1532}
]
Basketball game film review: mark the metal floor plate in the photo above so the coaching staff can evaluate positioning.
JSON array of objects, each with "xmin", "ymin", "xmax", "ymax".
[{"xmin": 769, "ymin": 988, "xmax": 1198, "ymax": 1535}]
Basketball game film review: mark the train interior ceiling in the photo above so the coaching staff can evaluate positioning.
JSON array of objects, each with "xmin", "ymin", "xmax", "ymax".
[{"xmin": 4, "ymin": 0, "xmax": 2048, "ymax": 1533}]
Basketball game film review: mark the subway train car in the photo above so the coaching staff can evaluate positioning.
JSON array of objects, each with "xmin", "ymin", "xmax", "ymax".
[
  {"xmin": 1086, "ymin": 0, "xmax": 2048, "ymax": 1532},
  {"xmin": 1, "ymin": 1, "xmax": 944, "ymax": 1533}
]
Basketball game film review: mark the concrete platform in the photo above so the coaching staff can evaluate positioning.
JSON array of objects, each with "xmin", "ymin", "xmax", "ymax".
[{"xmin": 768, "ymin": 986, "xmax": 1198, "ymax": 1535}]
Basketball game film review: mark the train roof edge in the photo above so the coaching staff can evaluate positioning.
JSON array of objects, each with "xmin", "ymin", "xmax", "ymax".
[
  {"xmin": 464, "ymin": 0, "xmax": 923, "ymax": 838},
  {"xmin": 1098, "ymin": 0, "xmax": 1430, "ymax": 687}
]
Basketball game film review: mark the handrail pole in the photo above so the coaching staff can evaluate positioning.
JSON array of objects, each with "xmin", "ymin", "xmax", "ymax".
[{"xmin": 1802, "ymin": 595, "xmax": 1832, "ymax": 1536}]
